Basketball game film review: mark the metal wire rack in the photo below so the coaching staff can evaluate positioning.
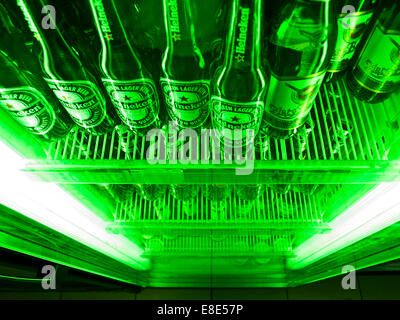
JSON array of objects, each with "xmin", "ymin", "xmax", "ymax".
[
  {"xmin": 24, "ymin": 79, "xmax": 400, "ymax": 183},
  {"xmin": 142, "ymin": 233, "xmax": 294, "ymax": 258},
  {"xmin": 108, "ymin": 185, "xmax": 331, "ymax": 237}
]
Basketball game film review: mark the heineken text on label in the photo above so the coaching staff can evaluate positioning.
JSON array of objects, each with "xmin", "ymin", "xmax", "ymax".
[
  {"xmin": 103, "ymin": 79, "xmax": 159, "ymax": 128},
  {"xmin": 235, "ymin": 6, "xmax": 250, "ymax": 62},
  {"xmin": 166, "ymin": 0, "xmax": 181, "ymax": 41},
  {"xmin": 328, "ymin": 11, "xmax": 374, "ymax": 72},
  {"xmin": 45, "ymin": 79, "xmax": 106, "ymax": 128},
  {"xmin": 212, "ymin": 97, "xmax": 263, "ymax": 146},
  {"xmin": 354, "ymin": 25, "xmax": 400, "ymax": 93},
  {"xmin": 91, "ymin": 0, "xmax": 113, "ymax": 40},
  {"xmin": 0, "ymin": 87, "xmax": 55, "ymax": 135},
  {"xmin": 264, "ymin": 73, "xmax": 325, "ymax": 130},
  {"xmin": 161, "ymin": 79, "xmax": 210, "ymax": 128}
]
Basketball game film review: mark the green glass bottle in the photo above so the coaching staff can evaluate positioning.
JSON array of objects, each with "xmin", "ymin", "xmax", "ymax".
[
  {"xmin": 17, "ymin": 0, "xmax": 117, "ymax": 136},
  {"xmin": 103, "ymin": 184, "xmax": 136, "ymax": 202},
  {"xmin": 204, "ymin": 184, "xmax": 232, "ymax": 220},
  {"xmin": 346, "ymin": 1, "xmax": 400, "ymax": 103},
  {"xmin": 234, "ymin": 184, "xmax": 264, "ymax": 218},
  {"xmin": 135, "ymin": 184, "xmax": 167, "ymax": 201},
  {"xmin": 160, "ymin": 0, "xmax": 211, "ymax": 129},
  {"xmin": 261, "ymin": 0, "xmax": 335, "ymax": 139},
  {"xmin": 89, "ymin": 0, "xmax": 162, "ymax": 136},
  {"xmin": 211, "ymin": 0, "xmax": 267, "ymax": 149},
  {"xmin": 0, "ymin": 50, "xmax": 73, "ymax": 142},
  {"xmin": 115, "ymin": 124, "xmax": 137, "ymax": 155},
  {"xmin": 169, "ymin": 184, "xmax": 200, "ymax": 217},
  {"xmin": 0, "ymin": 5, "xmax": 72, "ymax": 142},
  {"xmin": 325, "ymin": 0, "xmax": 378, "ymax": 83},
  {"xmin": 270, "ymin": 184, "xmax": 292, "ymax": 195}
]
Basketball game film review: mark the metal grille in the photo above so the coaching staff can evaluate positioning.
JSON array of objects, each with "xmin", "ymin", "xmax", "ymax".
[
  {"xmin": 109, "ymin": 185, "xmax": 329, "ymax": 235},
  {"xmin": 142, "ymin": 233, "xmax": 294, "ymax": 258},
  {"xmin": 25, "ymin": 80, "xmax": 400, "ymax": 184}
]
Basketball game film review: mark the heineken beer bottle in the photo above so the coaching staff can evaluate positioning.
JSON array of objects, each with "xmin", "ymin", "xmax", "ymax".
[
  {"xmin": 234, "ymin": 184, "xmax": 264, "ymax": 218},
  {"xmin": 204, "ymin": 184, "xmax": 232, "ymax": 220},
  {"xmin": 160, "ymin": 0, "xmax": 211, "ymax": 129},
  {"xmin": 17, "ymin": 0, "xmax": 117, "ymax": 136},
  {"xmin": 135, "ymin": 184, "xmax": 167, "ymax": 201},
  {"xmin": 0, "ymin": 50, "xmax": 72, "ymax": 141},
  {"xmin": 135, "ymin": 184, "xmax": 170, "ymax": 221},
  {"xmin": 169, "ymin": 184, "xmax": 200, "ymax": 217},
  {"xmin": 103, "ymin": 184, "xmax": 136, "ymax": 202},
  {"xmin": 89, "ymin": 0, "xmax": 162, "ymax": 136},
  {"xmin": 346, "ymin": 1, "xmax": 400, "ymax": 103},
  {"xmin": 325, "ymin": 0, "xmax": 377, "ymax": 82},
  {"xmin": 211, "ymin": 0, "xmax": 267, "ymax": 148},
  {"xmin": 0, "ymin": 7, "xmax": 72, "ymax": 141},
  {"xmin": 261, "ymin": 0, "xmax": 335, "ymax": 139}
]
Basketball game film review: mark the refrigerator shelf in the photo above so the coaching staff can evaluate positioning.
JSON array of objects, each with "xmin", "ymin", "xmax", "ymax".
[
  {"xmin": 107, "ymin": 186, "xmax": 330, "ymax": 237},
  {"xmin": 141, "ymin": 233, "xmax": 294, "ymax": 258},
  {"xmin": 24, "ymin": 80, "xmax": 400, "ymax": 184}
]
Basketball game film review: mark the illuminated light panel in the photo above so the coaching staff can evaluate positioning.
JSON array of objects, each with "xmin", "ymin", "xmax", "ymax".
[
  {"xmin": 0, "ymin": 139, "xmax": 149, "ymax": 271},
  {"xmin": 288, "ymin": 182, "xmax": 400, "ymax": 270}
]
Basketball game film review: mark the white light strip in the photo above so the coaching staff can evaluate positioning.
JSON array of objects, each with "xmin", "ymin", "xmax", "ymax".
[
  {"xmin": 288, "ymin": 183, "xmax": 400, "ymax": 270},
  {"xmin": 0, "ymin": 140, "xmax": 149, "ymax": 271}
]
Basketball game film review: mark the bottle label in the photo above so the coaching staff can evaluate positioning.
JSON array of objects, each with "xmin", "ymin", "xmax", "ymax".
[
  {"xmin": 45, "ymin": 79, "xmax": 106, "ymax": 128},
  {"xmin": 263, "ymin": 73, "xmax": 325, "ymax": 130},
  {"xmin": 160, "ymin": 79, "xmax": 210, "ymax": 128},
  {"xmin": 328, "ymin": 11, "xmax": 374, "ymax": 72},
  {"xmin": 164, "ymin": 0, "xmax": 181, "ymax": 41},
  {"xmin": 212, "ymin": 97, "xmax": 263, "ymax": 146},
  {"xmin": 0, "ymin": 87, "xmax": 55, "ymax": 135},
  {"xmin": 234, "ymin": 6, "xmax": 250, "ymax": 63},
  {"xmin": 102, "ymin": 79, "xmax": 159, "ymax": 128},
  {"xmin": 354, "ymin": 24, "xmax": 400, "ymax": 93}
]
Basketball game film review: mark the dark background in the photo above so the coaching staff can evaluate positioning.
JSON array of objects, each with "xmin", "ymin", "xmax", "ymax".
[{"xmin": 1, "ymin": 246, "xmax": 400, "ymax": 300}]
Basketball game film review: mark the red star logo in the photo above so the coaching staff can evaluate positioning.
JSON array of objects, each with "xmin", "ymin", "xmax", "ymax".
[
  {"xmin": 235, "ymin": 54, "xmax": 244, "ymax": 63},
  {"xmin": 105, "ymin": 34, "xmax": 113, "ymax": 41},
  {"xmin": 180, "ymin": 96, "xmax": 189, "ymax": 102},
  {"xmin": 62, "ymin": 96, "xmax": 70, "ymax": 101},
  {"xmin": 5, "ymin": 103, "xmax": 14, "ymax": 110},
  {"xmin": 173, "ymin": 33, "xmax": 181, "ymax": 41},
  {"xmin": 123, "ymin": 95, "xmax": 131, "ymax": 101},
  {"xmin": 232, "ymin": 116, "xmax": 239, "ymax": 122}
]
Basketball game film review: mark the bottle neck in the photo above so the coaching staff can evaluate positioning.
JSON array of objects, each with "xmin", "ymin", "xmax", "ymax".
[
  {"xmin": 0, "ymin": 51, "xmax": 23, "ymax": 85},
  {"xmin": 223, "ymin": 0, "xmax": 263, "ymax": 71},
  {"xmin": 90, "ymin": 0, "xmax": 143, "ymax": 78},
  {"xmin": 378, "ymin": 1, "xmax": 400, "ymax": 31},
  {"xmin": 17, "ymin": 0, "xmax": 81, "ymax": 80},
  {"xmin": 163, "ymin": 0, "xmax": 201, "ymax": 54}
]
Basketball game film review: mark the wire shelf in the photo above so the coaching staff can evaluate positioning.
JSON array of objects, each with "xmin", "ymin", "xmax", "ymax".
[
  {"xmin": 142, "ymin": 233, "xmax": 294, "ymax": 258},
  {"xmin": 107, "ymin": 185, "xmax": 330, "ymax": 237},
  {"xmin": 24, "ymin": 79, "xmax": 400, "ymax": 183}
]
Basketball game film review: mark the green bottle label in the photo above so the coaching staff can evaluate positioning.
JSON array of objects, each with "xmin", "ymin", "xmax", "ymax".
[
  {"xmin": 0, "ymin": 87, "xmax": 55, "ymax": 135},
  {"xmin": 45, "ymin": 79, "xmax": 106, "ymax": 128},
  {"xmin": 263, "ymin": 73, "xmax": 325, "ymax": 130},
  {"xmin": 328, "ymin": 11, "xmax": 374, "ymax": 72},
  {"xmin": 234, "ymin": 6, "xmax": 250, "ymax": 63},
  {"xmin": 160, "ymin": 79, "xmax": 210, "ymax": 128},
  {"xmin": 165, "ymin": 0, "xmax": 181, "ymax": 41},
  {"xmin": 354, "ymin": 24, "xmax": 400, "ymax": 93},
  {"xmin": 102, "ymin": 79, "xmax": 159, "ymax": 129},
  {"xmin": 211, "ymin": 97, "xmax": 263, "ymax": 146}
]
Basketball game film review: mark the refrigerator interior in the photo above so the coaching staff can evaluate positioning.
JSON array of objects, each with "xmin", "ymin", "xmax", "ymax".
[{"xmin": 1, "ymin": 78, "xmax": 400, "ymax": 288}]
